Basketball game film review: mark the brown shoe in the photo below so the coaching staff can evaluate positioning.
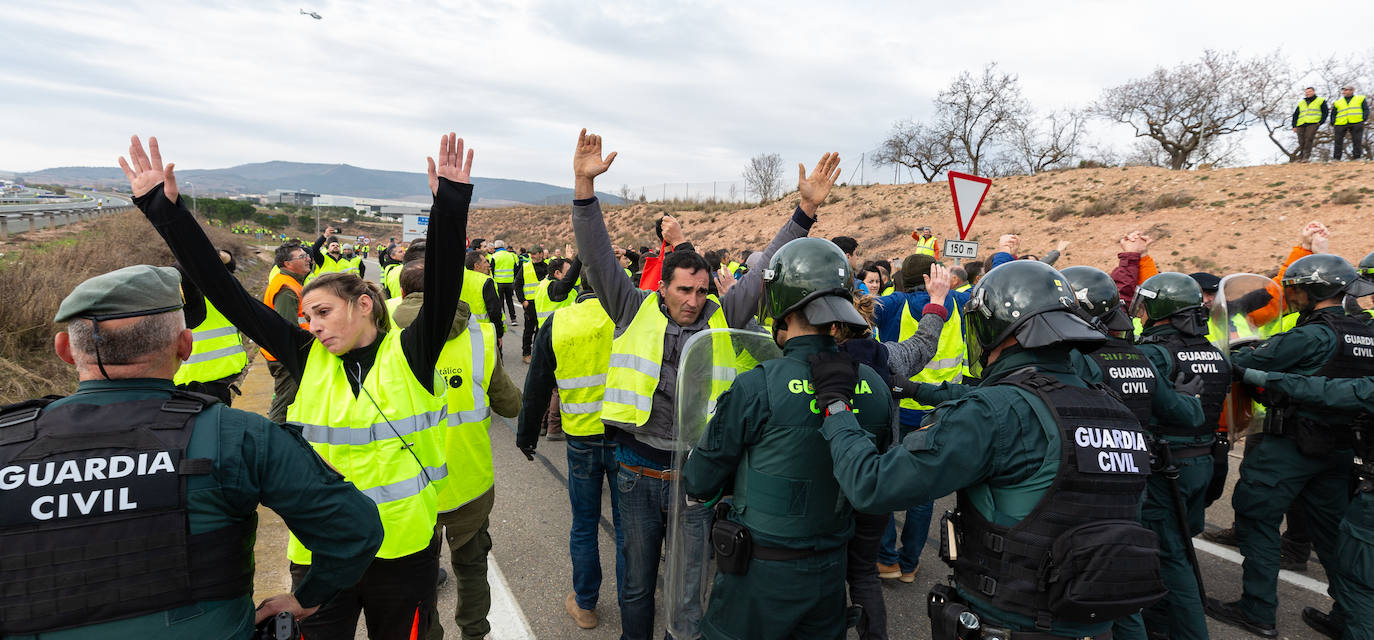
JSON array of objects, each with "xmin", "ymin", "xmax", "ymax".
[
  {"xmin": 899, "ymin": 562, "xmax": 920, "ymax": 583},
  {"xmin": 876, "ymin": 562, "xmax": 901, "ymax": 579},
  {"xmin": 565, "ymin": 592, "xmax": 598, "ymax": 629},
  {"xmin": 522, "ymin": 355, "xmax": 532, "ymax": 364}
]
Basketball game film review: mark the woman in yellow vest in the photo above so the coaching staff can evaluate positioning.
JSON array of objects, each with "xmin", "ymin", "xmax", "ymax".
[{"xmin": 126, "ymin": 132, "xmax": 475, "ymax": 639}]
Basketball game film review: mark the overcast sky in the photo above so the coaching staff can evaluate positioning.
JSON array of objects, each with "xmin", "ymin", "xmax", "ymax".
[{"xmin": 1, "ymin": 1, "xmax": 1365, "ymax": 191}]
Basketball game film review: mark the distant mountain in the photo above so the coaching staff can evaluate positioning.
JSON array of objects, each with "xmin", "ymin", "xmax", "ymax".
[{"xmin": 17, "ymin": 161, "xmax": 624, "ymax": 206}]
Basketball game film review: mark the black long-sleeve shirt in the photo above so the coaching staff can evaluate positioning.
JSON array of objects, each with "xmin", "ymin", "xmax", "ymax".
[
  {"xmin": 547, "ymin": 257, "xmax": 582, "ymax": 303},
  {"xmin": 1292, "ymin": 97, "xmax": 1330, "ymax": 127},
  {"xmin": 135, "ymin": 179, "xmax": 471, "ymax": 395},
  {"xmin": 481, "ymin": 278, "xmax": 504, "ymax": 337},
  {"xmin": 516, "ymin": 290, "xmax": 602, "ymax": 452}
]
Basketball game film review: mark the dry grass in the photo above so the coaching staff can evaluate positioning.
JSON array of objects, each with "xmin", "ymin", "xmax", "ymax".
[{"xmin": 0, "ymin": 211, "xmax": 268, "ymax": 402}]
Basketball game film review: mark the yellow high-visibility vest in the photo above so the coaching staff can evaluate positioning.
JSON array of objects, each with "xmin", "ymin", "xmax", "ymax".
[
  {"xmin": 383, "ymin": 263, "xmax": 403, "ymax": 299},
  {"xmin": 1334, "ymin": 95, "xmax": 1366, "ymax": 125},
  {"xmin": 461, "ymin": 269, "xmax": 492, "ymax": 323},
  {"xmin": 552, "ymin": 299, "xmax": 615, "ymax": 436},
  {"xmin": 915, "ymin": 236, "xmax": 938, "ymax": 256},
  {"xmin": 491, "ymin": 251, "xmax": 518, "ymax": 284},
  {"xmin": 534, "ymin": 279, "xmax": 575, "ymax": 328},
  {"xmin": 434, "ymin": 318, "xmax": 497, "ymax": 512},
  {"xmin": 602, "ymin": 294, "xmax": 731, "ymax": 428},
  {"xmin": 1296, "ymin": 97, "xmax": 1325, "ymax": 126},
  {"xmin": 287, "ymin": 329, "xmax": 448, "ymax": 562},
  {"xmin": 521, "ymin": 260, "xmax": 541, "ymax": 299},
  {"xmin": 898, "ymin": 296, "xmax": 965, "ymax": 411},
  {"xmin": 173, "ymin": 298, "xmax": 246, "ymax": 385}
]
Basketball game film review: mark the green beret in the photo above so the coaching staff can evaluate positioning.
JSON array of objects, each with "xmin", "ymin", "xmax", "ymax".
[{"xmin": 54, "ymin": 265, "xmax": 184, "ymax": 323}]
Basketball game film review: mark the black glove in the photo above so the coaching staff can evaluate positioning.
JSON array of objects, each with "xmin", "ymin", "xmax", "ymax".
[
  {"xmin": 808, "ymin": 352, "xmax": 859, "ymax": 408},
  {"xmin": 1174, "ymin": 370, "xmax": 1205, "ymax": 397},
  {"xmin": 1230, "ymin": 363, "xmax": 1248, "ymax": 382},
  {"xmin": 891, "ymin": 383, "xmax": 920, "ymax": 401},
  {"xmin": 518, "ymin": 445, "xmax": 536, "ymax": 461}
]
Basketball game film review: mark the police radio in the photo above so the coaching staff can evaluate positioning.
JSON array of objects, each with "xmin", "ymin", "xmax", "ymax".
[{"xmin": 254, "ymin": 612, "xmax": 302, "ymax": 640}]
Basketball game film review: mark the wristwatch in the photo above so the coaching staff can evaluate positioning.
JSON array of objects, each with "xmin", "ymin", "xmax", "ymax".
[{"xmin": 823, "ymin": 400, "xmax": 851, "ymax": 417}]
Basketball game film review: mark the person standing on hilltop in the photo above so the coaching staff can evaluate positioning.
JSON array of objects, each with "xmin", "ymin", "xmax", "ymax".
[
  {"xmin": 911, "ymin": 225, "xmax": 940, "ymax": 258},
  {"xmin": 1332, "ymin": 84, "xmax": 1367, "ymax": 161},
  {"xmin": 1292, "ymin": 86, "xmax": 1328, "ymax": 162}
]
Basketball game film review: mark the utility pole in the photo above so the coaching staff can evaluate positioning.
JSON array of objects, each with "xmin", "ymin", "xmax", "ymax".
[{"xmin": 860, "ymin": 153, "xmax": 865, "ymax": 185}]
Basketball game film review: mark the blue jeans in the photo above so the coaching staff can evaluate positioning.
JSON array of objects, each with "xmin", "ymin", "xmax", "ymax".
[
  {"xmin": 616, "ymin": 466, "xmax": 712, "ymax": 640},
  {"xmin": 567, "ymin": 438, "xmax": 626, "ymax": 611},
  {"xmin": 878, "ymin": 501, "xmax": 933, "ymax": 573}
]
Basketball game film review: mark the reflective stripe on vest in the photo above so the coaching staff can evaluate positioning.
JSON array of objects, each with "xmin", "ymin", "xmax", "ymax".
[
  {"xmin": 286, "ymin": 329, "xmax": 447, "ymax": 561},
  {"xmin": 915, "ymin": 236, "xmax": 937, "ymax": 256},
  {"xmin": 899, "ymin": 296, "xmax": 965, "ymax": 411},
  {"xmin": 260, "ymin": 272, "xmax": 307, "ymax": 362},
  {"xmin": 552, "ymin": 299, "xmax": 615, "ymax": 436},
  {"xmin": 602, "ymin": 294, "xmax": 731, "ymax": 428},
  {"xmin": 1296, "ymin": 97, "xmax": 1325, "ymax": 126},
  {"xmin": 522, "ymin": 260, "xmax": 540, "ymax": 299},
  {"xmin": 435, "ymin": 318, "xmax": 497, "ymax": 512},
  {"xmin": 384, "ymin": 263, "xmax": 403, "ymax": 299},
  {"xmin": 461, "ymin": 269, "xmax": 492, "ymax": 322},
  {"xmin": 491, "ymin": 251, "xmax": 517, "ymax": 283},
  {"xmin": 1334, "ymin": 95, "xmax": 1366, "ymax": 125},
  {"xmin": 535, "ymin": 278, "xmax": 575, "ymax": 329},
  {"xmin": 173, "ymin": 299, "xmax": 246, "ymax": 385}
]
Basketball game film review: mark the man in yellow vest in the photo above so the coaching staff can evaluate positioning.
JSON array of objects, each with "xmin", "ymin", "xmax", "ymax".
[
  {"xmin": 464, "ymin": 249, "xmax": 506, "ymax": 341},
  {"xmin": 912, "ymin": 225, "xmax": 940, "ymax": 258},
  {"xmin": 261, "ymin": 243, "xmax": 312, "ymax": 421},
  {"xmin": 1333, "ymin": 84, "xmax": 1368, "ymax": 161},
  {"xmin": 1292, "ymin": 86, "xmax": 1329, "ymax": 162},
  {"xmin": 569, "ymin": 128, "xmax": 840, "ymax": 640},
  {"xmin": 172, "ymin": 249, "xmax": 247, "ymax": 405},
  {"xmin": 393, "ymin": 262, "xmax": 522, "ymax": 640},
  {"xmin": 532, "ymin": 257, "xmax": 583, "ymax": 440},
  {"xmin": 516, "ymin": 246, "xmax": 549, "ymax": 363},
  {"xmin": 489, "ymin": 240, "xmax": 520, "ymax": 326},
  {"xmin": 516, "ymin": 276, "xmax": 624, "ymax": 630}
]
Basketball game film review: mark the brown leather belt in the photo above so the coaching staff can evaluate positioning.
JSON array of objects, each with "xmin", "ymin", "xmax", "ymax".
[{"xmin": 619, "ymin": 462, "xmax": 678, "ymax": 481}]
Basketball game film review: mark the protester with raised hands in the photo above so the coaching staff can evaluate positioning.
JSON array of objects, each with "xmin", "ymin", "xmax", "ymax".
[{"xmin": 121, "ymin": 132, "xmax": 475, "ymax": 639}]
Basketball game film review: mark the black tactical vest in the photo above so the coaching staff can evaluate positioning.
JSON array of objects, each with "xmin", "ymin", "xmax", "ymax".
[
  {"xmin": 1141, "ymin": 331, "xmax": 1231, "ymax": 434},
  {"xmin": 1084, "ymin": 337, "xmax": 1157, "ymax": 429},
  {"xmin": 1307, "ymin": 312, "xmax": 1374, "ymax": 381},
  {"xmin": 947, "ymin": 372, "xmax": 1165, "ymax": 628},
  {"xmin": 1264, "ymin": 313, "xmax": 1374, "ymax": 449},
  {"xmin": 0, "ymin": 392, "xmax": 255, "ymax": 634}
]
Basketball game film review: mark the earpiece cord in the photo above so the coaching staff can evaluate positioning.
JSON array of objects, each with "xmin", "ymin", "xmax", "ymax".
[{"xmin": 349, "ymin": 362, "xmax": 435, "ymax": 485}]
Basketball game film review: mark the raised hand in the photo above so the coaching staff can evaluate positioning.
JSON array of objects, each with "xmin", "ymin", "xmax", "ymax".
[
  {"xmin": 925, "ymin": 263, "xmax": 952, "ymax": 302},
  {"xmin": 1311, "ymin": 228, "xmax": 1331, "ymax": 254},
  {"xmin": 717, "ymin": 266, "xmax": 738, "ymax": 296},
  {"xmin": 798, "ymin": 152, "xmax": 842, "ymax": 218},
  {"xmin": 998, "ymin": 234, "xmax": 1020, "ymax": 253},
  {"xmin": 573, "ymin": 129, "xmax": 617, "ymax": 201},
  {"xmin": 661, "ymin": 215, "xmax": 685, "ymax": 247},
  {"xmin": 427, "ymin": 132, "xmax": 474, "ymax": 195},
  {"xmin": 117, "ymin": 135, "xmax": 178, "ymax": 203},
  {"xmin": 1299, "ymin": 221, "xmax": 1328, "ymax": 250},
  {"xmin": 1056, "ymin": 240, "xmax": 1071, "ymax": 253}
]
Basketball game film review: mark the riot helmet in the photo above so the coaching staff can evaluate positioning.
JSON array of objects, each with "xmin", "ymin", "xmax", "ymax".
[
  {"xmin": 1358, "ymin": 251, "xmax": 1374, "ymax": 280},
  {"xmin": 762, "ymin": 238, "xmax": 868, "ymax": 332},
  {"xmin": 1281, "ymin": 254, "xmax": 1374, "ymax": 312},
  {"xmin": 1130, "ymin": 271, "xmax": 1207, "ymax": 335},
  {"xmin": 1061, "ymin": 266, "xmax": 1131, "ymax": 333},
  {"xmin": 963, "ymin": 260, "xmax": 1104, "ymax": 377}
]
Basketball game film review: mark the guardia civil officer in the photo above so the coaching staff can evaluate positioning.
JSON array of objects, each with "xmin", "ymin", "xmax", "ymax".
[
  {"xmin": 1115, "ymin": 270, "xmax": 1228, "ymax": 640},
  {"xmin": 1206, "ymin": 253, "xmax": 1374, "ymax": 638},
  {"xmin": 0, "ymin": 265, "xmax": 382, "ymax": 639},
  {"xmin": 681, "ymin": 238, "xmax": 894, "ymax": 639},
  {"xmin": 1223, "ymin": 365, "xmax": 1374, "ymax": 639},
  {"xmin": 124, "ymin": 133, "xmax": 473, "ymax": 639},
  {"xmin": 817, "ymin": 260, "xmax": 1166, "ymax": 639}
]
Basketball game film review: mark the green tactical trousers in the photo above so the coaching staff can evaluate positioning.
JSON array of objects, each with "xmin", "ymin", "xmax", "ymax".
[
  {"xmin": 699, "ymin": 546, "xmax": 847, "ymax": 640},
  {"xmin": 1141, "ymin": 452, "xmax": 1212, "ymax": 640},
  {"xmin": 1233, "ymin": 434, "xmax": 1351, "ymax": 625},
  {"xmin": 427, "ymin": 488, "xmax": 496, "ymax": 640},
  {"xmin": 1336, "ymin": 491, "xmax": 1374, "ymax": 640}
]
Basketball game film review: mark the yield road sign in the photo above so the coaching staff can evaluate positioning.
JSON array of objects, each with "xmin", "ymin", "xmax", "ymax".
[{"xmin": 947, "ymin": 171, "xmax": 991, "ymax": 240}]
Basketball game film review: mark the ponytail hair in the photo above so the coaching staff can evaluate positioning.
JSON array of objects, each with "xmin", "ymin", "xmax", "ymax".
[
  {"xmin": 301, "ymin": 272, "xmax": 390, "ymax": 335},
  {"xmin": 832, "ymin": 294, "xmax": 877, "ymax": 342}
]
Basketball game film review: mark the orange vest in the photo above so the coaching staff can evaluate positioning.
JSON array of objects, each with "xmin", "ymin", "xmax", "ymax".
[{"xmin": 261, "ymin": 272, "xmax": 308, "ymax": 361}]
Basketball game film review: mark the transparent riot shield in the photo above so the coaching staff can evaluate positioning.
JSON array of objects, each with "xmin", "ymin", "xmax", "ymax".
[
  {"xmin": 664, "ymin": 328, "xmax": 782, "ymax": 640},
  {"xmin": 1210, "ymin": 274, "xmax": 1285, "ymax": 438}
]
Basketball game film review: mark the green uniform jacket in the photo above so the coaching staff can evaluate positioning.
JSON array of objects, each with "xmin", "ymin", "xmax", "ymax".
[
  {"xmin": 682, "ymin": 335, "xmax": 893, "ymax": 550},
  {"xmin": 820, "ymin": 346, "xmax": 1112, "ymax": 636},
  {"xmin": 1233, "ymin": 306, "xmax": 1343, "ymax": 423},
  {"xmin": 18, "ymin": 379, "xmax": 383, "ymax": 640},
  {"xmin": 1244, "ymin": 369, "xmax": 1374, "ymax": 412}
]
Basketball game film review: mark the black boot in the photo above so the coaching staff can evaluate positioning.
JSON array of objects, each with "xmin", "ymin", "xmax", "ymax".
[
  {"xmin": 1204, "ymin": 597, "xmax": 1277, "ymax": 638},
  {"xmin": 1301, "ymin": 607, "xmax": 1344, "ymax": 640}
]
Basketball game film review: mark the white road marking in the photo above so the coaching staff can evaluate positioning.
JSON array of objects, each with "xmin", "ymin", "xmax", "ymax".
[
  {"xmin": 1193, "ymin": 538, "xmax": 1332, "ymax": 597},
  {"xmin": 488, "ymin": 556, "xmax": 537, "ymax": 640}
]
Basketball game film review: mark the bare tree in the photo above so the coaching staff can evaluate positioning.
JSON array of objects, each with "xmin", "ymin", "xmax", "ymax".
[
  {"xmin": 1007, "ymin": 109, "xmax": 1085, "ymax": 174},
  {"xmin": 872, "ymin": 120, "xmax": 957, "ymax": 182},
  {"xmin": 934, "ymin": 63, "xmax": 1027, "ymax": 176},
  {"xmin": 1093, "ymin": 50, "xmax": 1261, "ymax": 170},
  {"xmin": 742, "ymin": 153, "xmax": 785, "ymax": 203},
  {"xmin": 619, "ymin": 184, "xmax": 634, "ymax": 202}
]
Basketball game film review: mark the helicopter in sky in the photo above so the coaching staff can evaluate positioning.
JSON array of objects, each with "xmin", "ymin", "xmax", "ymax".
[{"xmin": 299, "ymin": 9, "xmax": 323, "ymax": 19}]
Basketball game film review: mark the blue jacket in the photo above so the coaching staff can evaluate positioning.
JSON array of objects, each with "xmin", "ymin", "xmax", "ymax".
[{"xmin": 873, "ymin": 289, "xmax": 970, "ymax": 343}]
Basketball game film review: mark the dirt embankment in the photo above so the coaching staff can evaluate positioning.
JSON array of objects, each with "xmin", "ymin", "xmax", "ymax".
[
  {"xmin": 468, "ymin": 163, "xmax": 1374, "ymax": 275},
  {"xmin": 0, "ymin": 210, "xmax": 271, "ymax": 402}
]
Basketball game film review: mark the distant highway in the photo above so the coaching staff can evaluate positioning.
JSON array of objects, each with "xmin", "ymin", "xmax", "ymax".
[{"xmin": 0, "ymin": 190, "xmax": 133, "ymax": 238}]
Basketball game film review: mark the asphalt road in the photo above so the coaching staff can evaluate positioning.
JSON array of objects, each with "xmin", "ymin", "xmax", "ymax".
[
  {"xmin": 332, "ymin": 259, "xmax": 1339, "ymax": 638},
  {"xmin": 0, "ymin": 190, "xmax": 131, "ymax": 234}
]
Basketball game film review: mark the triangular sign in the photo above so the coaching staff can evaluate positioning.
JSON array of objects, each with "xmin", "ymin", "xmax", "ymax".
[{"xmin": 947, "ymin": 171, "xmax": 991, "ymax": 240}]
